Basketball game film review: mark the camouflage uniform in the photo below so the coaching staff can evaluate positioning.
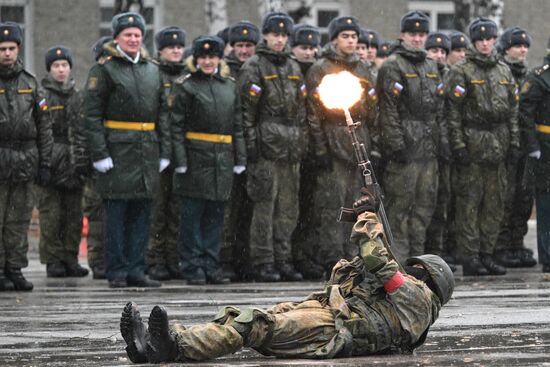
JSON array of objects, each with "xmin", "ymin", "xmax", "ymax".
[
  {"xmin": 377, "ymin": 40, "xmax": 445, "ymax": 262},
  {"xmin": 37, "ymin": 76, "xmax": 84, "ymax": 267},
  {"xmin": 238, "ymin": 41, "xmax": 307, "ymax": 273},
  {"xmin": 306, "ymin": 44, "xmax": 377, "ymax": 269},
  {"xmin": 446, "ymin": 46, "xmax": 519, "ymax": 263}
]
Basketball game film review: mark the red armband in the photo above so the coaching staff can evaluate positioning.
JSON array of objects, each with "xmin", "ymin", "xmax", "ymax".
[{"xmin": 384, "ymin": 271, "xmax": 405, "ymax": 294}]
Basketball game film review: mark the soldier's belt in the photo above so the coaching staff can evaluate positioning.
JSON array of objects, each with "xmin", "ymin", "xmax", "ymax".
[
  {"xmin": 104, "ymin": 120, "xmax": 156, "ymax": 131},
  {"xmin": 536, "ymin": 124, "xmax": 550, "ymax": 134},
  {"xmin": 185, "ymin": 132, "xmax": 232, "ymax": 144}
]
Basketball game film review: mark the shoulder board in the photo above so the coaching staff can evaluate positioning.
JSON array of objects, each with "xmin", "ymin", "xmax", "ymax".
[
  {"xmin": 227, "ymin": 76, "xmax": 236, "ymax": 82},
  {"xmin": 21, "ymin": 68, "xmax": 36, "ymax": 79},
  {"xmin": 535, "ymin": 64, "xmax": 550, "ymax": 76},
  {"xmin": 174, "ymin": 73, "xmax": 191, "ymax": 84},
  {"xmin": 97, "ymin": 56, "xmax": 112, "ymax": 65}
]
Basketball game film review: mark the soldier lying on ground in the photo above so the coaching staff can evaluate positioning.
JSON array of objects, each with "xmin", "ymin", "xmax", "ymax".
[{"xmin": 119, "ymin": 192, "xmax": 455, "ymax": 363}]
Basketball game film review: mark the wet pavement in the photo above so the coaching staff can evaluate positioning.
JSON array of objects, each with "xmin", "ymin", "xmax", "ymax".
[{"xmin": 1, "ymin": 222, "xmax": 550, "ymax": 366}]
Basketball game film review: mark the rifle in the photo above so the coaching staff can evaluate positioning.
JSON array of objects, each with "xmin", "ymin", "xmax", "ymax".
[{"xmin": 338, "ymin": 108, "xmax": 404, "ymax": 271}]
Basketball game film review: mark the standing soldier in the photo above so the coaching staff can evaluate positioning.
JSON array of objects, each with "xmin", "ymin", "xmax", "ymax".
[
  {"xmin": 447, "ymin": 31, "xmax": 469, "ymax": 66},
  {"xmin": 377, "ymin": 11, "xmax": 444, "ymax": 262},
  {"xmin": 238, "ymin": 11, "xmax": 306, "ymax": 281},
  {"xmin": 0, "ymin": 22, "xmax": 52, "ymax": 291},
  {"xmin": 374, "ymin": 41, "xmax": 392, "ymax": 70},
  {"xmin": 38, "ymin": 46, "xmax": 88, "ymax": 278},
  {"xmin": 84, "ymin": 12, "xmax": 171, "ymax": 288},
  {"xmin": 520, "ymin": 36, "xmax": 550, "ymax": 273},
  {"xmin": 172, "ymin": 36, "xmax": 246, "ymax": 285},
  {"xmin": 357, "ymin": 28, "xmax": 379, "ymax": 66},
  {"xmin": 307, "ymin": 16, "xmax": 377, "ymax": 276},
  {"xmin": 289, "ymin": 23, "xmax": 323, "ymax": 279},
  {"xmin": 146, "ymin": 26, "xmax": 187, "ymax": 281},
  {"xmin": 494, "ymin": 27, "xmax": 537, "ymax": 268},
  {"xmin": 221, "ymin": 20, "xmax": 259, "ymax": 281},
  {"xmin": 446, "ymin": 17, "xmax": 519, "ymax": 276}
]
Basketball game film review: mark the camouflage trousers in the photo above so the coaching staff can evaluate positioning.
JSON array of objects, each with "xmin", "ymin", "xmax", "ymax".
[
  {"xmin": 0, "ymin": 182, "xmax": 33, "ymax": 270},
  {"xmin": 495, "ymin": 156, "xmax": 535, "ymax": 252},
  {"xmin": 82, "ymin": 178, "xmax": 104, "ymax": 269},
  {"xmin": 383, "ymin": 159, "xmax": 438, "ymax": 263},
  {"xmin": 147, "ymin": 166, "xmax": 181, "ymax": 268},
  {"xmin": 425, "ymin": 162, "xmax": 451, "ymax": 256},
  {"xmin": 38, "ymin": 186, "xmax": 83, "ymax": 265},
  {"xmin": 312, "ymin": 159, "xmax": 361, "ymax": 267},
  {"xmin": 247, "ymin": 159, "xmax": 299, "ymax": 266},
  {"xmin": 453, "ymin": 162, "xmax": 507, "ymax": 259},
  {"xmin": 169, "ymin": 299, "xmax": 342, "ymax": 362}
]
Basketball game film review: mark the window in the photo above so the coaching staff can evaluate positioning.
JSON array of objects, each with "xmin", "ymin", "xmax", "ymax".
[
  {"xmin": 0, "ymin": 0, "xmax": 31, "ymax": 69},
  {"xmin": 99, "ymin": 0, "xmax": 159, "ymax": 54},
  {"xmin": 409, "ymin": 1, "xmax": 455, "ymax": 32}
]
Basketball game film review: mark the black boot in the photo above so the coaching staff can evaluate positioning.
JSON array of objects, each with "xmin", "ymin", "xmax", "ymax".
[
  {"xmin": 276, "ymin": 262, "xmax": 303, "ymax": 281},
  {"xmin": 91, "ymin": 264, "xmax": 106, "ymax": 279},
  {"xmin": 252, "ymin": 263, "xmax": 280, "ymax": 282},
  {"xmin": 480, "ymin": 254, "xmax": 506, "ymax": 275},
  {"xmin": 47, "ymin": 263, "xmax": 66, "ymax": 277},
  {"xmin": 146, "ymin": 306, "xmax": 178, "ymax": 363},
  {"xmin": 462, "ymin": 256, "xmax": 489, "ymax": 276},
  {"xmin": 148, "ymin": 265, "xmax": 170, "ymax": 281},
  {"xmin": 517, "ymin": 248, "xmax": 537, "ymax": 268},
  {"xmin": 120, "ymin": 302, "xmax": 149, "ymax": 363},
  {"xmin": 65, "ymin": 263, "xmax": 89, "ymax": 277},
  {"xmin": 494, "ymin": 250, "xmax": 522, "ymax": 268},
  {"xmin": 183, "ymin": 268, "xmax": 207, "ymax": 285},
  {"xmin": 6, "ymin": 269, "xmax": 33, "ymax": 291},
  {"xmin": 0, "ymin": 271, "xmax": 14, "ymax": 291},
  {"xmin": 127, "ymin": 276, "xmax": 162, "ymax": 288}
]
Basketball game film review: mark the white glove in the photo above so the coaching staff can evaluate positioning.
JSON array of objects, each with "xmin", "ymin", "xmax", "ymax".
[
  {"xmin": 175, "ymin": 166, "xmax": 187, "ymax": 174},
  {"xmin": 528, "ymin": 150, "xmax": 541, "ymax": 159},
  {"xmin": 159, "ymin": 158, "xmax": 170, "ymax": 172},
  {"xmin": 92, "ymin": 157, "xmax": 114, "ymax": 173},
  {"xmin": 233, "ymin": 165, "xmax": 246, "ymax": 174}
]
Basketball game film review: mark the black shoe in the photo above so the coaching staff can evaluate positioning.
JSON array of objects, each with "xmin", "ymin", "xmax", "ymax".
[
  {"xmin": 462, "ymin": 256, "xmax": 490, "ymax": 276},
  {"xmin": 47, "ymin": 263, "xmax": 66, "ymax": 277},
  {"xmin": 543, "ymin": 264, "xmax": 550, "ymax": 273},
  {"xmin": 183, "ymin": 268, "xmax": 207, "ymax": 285},
  {"xmin": 92, "ymin": 265, "xmax": 106, "ymax": 279},
  {"xmin": 480, "ymin": 254, "xmax": 506, "ymax": 275},
  {"xmin": 6, "ymin": 269, "xmax": 33, "ymax": 291},
  {"xmin": 127, "ymin": 276, "xmax": 162, "ymax": 288},
  {"xmin": 206, "ymin": 269, "xmax": 230, "ymax": 284},
  {"xmin": 120, "ymin": 302, "xmax": 149, "ymax": 363},
  {"xmin": 517, "ymin": 249, "xmax": 537, "ymax": 268},
  {"xmin": 276, "ymin": 262, "xmax": 303, "ymax": 281},
  {"xmin": 494, "ymin": 250, "xmax": 522, "ymax": 268},
  {"xmin": 148, "ymin": 265, "xmax": 170, "ymax": 281},
  {"xmin": 0, "ymin": 273, "xmax": 15, "ymax": 291},
  {"xmin": 146, "ymin": 306, "xmax": 178, "ymax": 363},
  {"xmin": 109, "ymin": 279, "xmax": 128, "ymax": 288},
  {"xmin": 65, "ymin": 263, "xmax": 89, "ymax": 277},
  {"xmin": 167, "ymin": 264, "xmax": 185, "ymax": 280},
  {"xmin": 295, "ymin": 260, "xmax": 324, "ymax": 280},
  {"xmin": 252, "ymin": 263, "xmax": 281, "ymax": 282}
]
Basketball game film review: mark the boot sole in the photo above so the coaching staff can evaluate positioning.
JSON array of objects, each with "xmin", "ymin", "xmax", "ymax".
[{"xmin": 120, "ymin": 302, "xmax": 148, "ymax": 363}]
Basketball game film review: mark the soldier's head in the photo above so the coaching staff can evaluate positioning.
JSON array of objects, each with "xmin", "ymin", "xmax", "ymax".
[
  {"xmin": 45, "ymin": 46, "xmax": 72, "ymax": 83},
  {"xmin": 399, "ymin": 11, "xmax": 430, "ymax": 50},
  {"xmin": 155, "ymin": 26, "xmax": 186, "ymax": 63},
  {"xmin": 469, "ymin": 17, "xmax": 497, "ymax": 56},
  {"xmin": 405, "ymin": 255, "xmax": 455, "ymax": 306},
  {"xmin": 498, "ymin": 27, "xmax": 531, "ymax": 62},
  {"xmin": 112, "ymin": 12, "xmax": 145, "ymax": 57},
  {"xmin": 192, "ymin": 35, "xmax": 224, "ymax": 75},
  {"xmin": 0, "ymin": 22, "xmax": 22, "ymax": 66},
  {"xmin": 262, "ymin": 12, "xmax": 293, "ymax": 52},
  {"xmin": 328, "ymin": 16, "xmax": 360, "ymax": 56},
  {"xmin": 375, "ymin": 41, "xmax": 392, "ymax": 68},
  {"xmin": 229, "ymin": 21, "xmax": 260, "ymax": 62},
  {"xmin": 357, "ymin": 28, "xmax": 379, "ymax": 62},
  {"xmin": 447, "ymin": 31, "xmax": 469, "ymax": 65},
  {"xmin": 290, "ymin": 24, "xmax": 320, "ymax": 63},
  {"xmin": 216, "ymin": 27, "xmax": 232, "ymax": 56},
  {"xmin": 92, "ymin": 36, "xmax": 112, "ymax": 61},
  {"xmin": 425, "ymin": 32, "xmax": 450, "ymax": 64}
]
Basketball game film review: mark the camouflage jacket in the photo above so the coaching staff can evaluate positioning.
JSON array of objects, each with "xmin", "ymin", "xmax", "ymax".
[
  {"xmin": 84, "ymin": 41, "xmax": 170, "ymax": 199},
  {"xmin": 0, "ymin": 59, "xmax": 53, "ymax": 183},
  {"xmin": 171, "ymin": 58, "xmax": 246, "ymax": 201},
  {"xmin": 377, "ymin": 40, "xmax": 445, "ymax": 160},
  {"xmin": 224, "ymin": 50, "xmax": 244, "ymax": 78},
  {"xmin": 446, "ymin": 47, "xmax": 519, "ymax": 164},
  {"xmin": 237, "ymin": 41, "xmax": 307, "ymax": 163},
  {"xmin": 306, "ymin": 44, "xmax": 378, "ymax": 163}
]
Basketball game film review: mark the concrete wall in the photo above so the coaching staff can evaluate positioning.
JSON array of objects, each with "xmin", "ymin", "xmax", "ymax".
[{"xmin": 349, "ymin": 0, "xmax": 408, "ymax": 42}]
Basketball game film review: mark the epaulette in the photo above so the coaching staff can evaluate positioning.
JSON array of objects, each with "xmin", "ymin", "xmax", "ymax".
[
  {"xmin": 535, "ymin": 64, "xmax": 550, "ymax": 76},
  {"xmin": 227, "ymin": 76, "xmax": 236, "ymax": 82},
  {"xmin": 97, "ymin": 56, "xmax": 112, "ymax": 65},
  {"xmin": 174, "ymin": 73, "xmax": 192, "ymax": 84},
  {"xmin": 21, "ymin": 68, "xmax": 36, "ymax": 79}
]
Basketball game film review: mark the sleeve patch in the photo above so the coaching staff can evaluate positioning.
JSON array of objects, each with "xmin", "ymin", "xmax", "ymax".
[
  {"xmin": 453, "ymin": 85, "xmax": 465, "ymax": 97},
  {"xmin": 368, "ymin": 87, "xmax": 377, "ymax": 101},
  {"xmin": 392, "ymin": 82, "xmax": 403, "ymax": 95},
  {"xmin": 520, "ymin": 81, "xmax": 531, "ymax": 94},
  {"xmin": 87, "ymin": 77, "xmax": 98, "ymax": 90},
  {"xmin": 300, "ymin": 84, "xmax": 307, "ymax": 97},
  {"xmin": 437, "ymin": 83, "xmax": 445, "ymax": 95},
  {"xmin": 39, "ymin": 98, "xmax": 48, "ymax": 111},
  {"xmin": 249, "ymin": 83, "xmax": 262, "ymax": 97}
]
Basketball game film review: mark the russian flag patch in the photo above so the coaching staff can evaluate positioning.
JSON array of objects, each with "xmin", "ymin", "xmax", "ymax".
[
  {"xmin": 453, "ymin": 85, "xmax": 465, "ymax": 97},
  {"xmin": 437, "ymin": 83, "xmax": 445, "ymax": 95},
  {"xmin": 300, "ymin": 84, "xmax": 307, "ymax": 97},
  {"xmin": 39, "ymin": 98, "xmax": 48, "ymax": 111},
  {"xmin": 249, "ymin": 83, "xmax": 262, "ymax": 97},
  {"xmin": 392, "ymin": 82, "xmax": 403, "ymax": 95},
  {"xmin": 368, "ymin": 87, "xmax": 377, "ymax": 101}
]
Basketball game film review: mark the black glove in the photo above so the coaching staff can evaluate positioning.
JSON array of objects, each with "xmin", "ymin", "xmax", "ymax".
[
  {"xmin": 439, "ymin": 142, "xmax": 452, "ymax": 163},
  {"xmin": 453, "ymin": 147, "xmax": 471, "ymax": 165},
  {"xmin": 507, "ymin": 147, "xmax": 522, "ymax": 164},
  {"xmin": 390, "ymin": 148, "xmax": 409, "ymax": 163},
  {"xmin": 314, "ymin": 154, "xmax": 332, "ymax": 170},
  {"xmin": 247, "ymin": 146, "xmax": 258, "ymax": 164},
  {"xmin": 36, "ymin": 167, "xmax": 51, "ymax": 186},
  {"xmin": 352, "ymin": 188, "xmax": 380, "ymax": 215}
]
